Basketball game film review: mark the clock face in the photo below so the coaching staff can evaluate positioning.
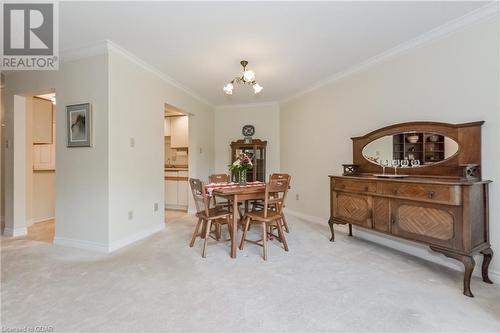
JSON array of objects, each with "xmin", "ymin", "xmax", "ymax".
[{"xmin": 242, "ymin": 125, "xmax": 255, "ymax": 137}]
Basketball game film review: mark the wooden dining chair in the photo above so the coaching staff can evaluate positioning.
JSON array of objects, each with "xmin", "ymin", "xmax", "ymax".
[
  {"xmin": 269, "ymin": 173, "xmax": 291, "ymax": 233},
  {"xmin": 189, "ymin": 178, "xmax": 232, "ymax": 258},
  {"xmin": 253, "ymin": 173, "xmax": 292, "ymax": 233},
  {"xmin": 239, "ymin": 178, "xmax": 290, "ymax": 260},
  {"xmin": 208, "ymin": 173, "xmax": 244, "ymax": 221}
]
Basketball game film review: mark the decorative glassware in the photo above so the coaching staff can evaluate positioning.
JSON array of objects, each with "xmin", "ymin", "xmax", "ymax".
[
  {"xmin": 239, "ymin": 170, "xmax": 247, "ymax": 185},
  {"xmin": 380, "ymin": 159, "xmax": 389, "ymax": 175},
  {"xmin": 411, "ymin": 159, "xmax": 421, "ymax": 168},
  {"xmin": 391, "ymin": 160, "xmax": 400, "ymax": 175},
  {"xmin": 401, "ymin": 159, "xmax": 409, "ymax": 168}
]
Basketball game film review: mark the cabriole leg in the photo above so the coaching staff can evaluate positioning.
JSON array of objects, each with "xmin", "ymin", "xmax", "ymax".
[
  {"xmin": 480, "ymin": 248, "xmax": 494, "ymax": 284},
  {"xmin": 328, "ymin": 218, "xmax": 335, "ymax": 242}
]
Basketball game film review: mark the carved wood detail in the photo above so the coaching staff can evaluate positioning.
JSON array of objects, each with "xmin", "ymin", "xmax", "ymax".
[{"xmin": 396, "ymin": 205, "xmax": 454, "ymax": 240}]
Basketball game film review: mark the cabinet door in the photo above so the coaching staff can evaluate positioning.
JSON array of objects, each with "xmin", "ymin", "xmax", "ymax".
[
  {"xmin": 165, "ymin": 171, "xmax": 178, "ymax": 206},
  {"xmin": 177, "ymin": 181, "xmax": 188, "ymax": 207},
  {"xmin": 391, "ymin": 199, "xmax": 461, "ymax": 248},
  {"xmin": 164, "ymin": 117, "xmax": 171, "ymax": 136},
  {"xmin": 332, "ymin": 191, "xmax": 372, "ymax": 228},
  {"xmin": 33, "ymin": 144, "xmax": 54, "ymax": 170},
  {"xmin": 33, "ymin": 98, "xmax": 53, "ymax": 144},
  {"xmin": 170, "ymin": 116, "xmax": 188, "ymax": 148},
  {"xmin": 373, "ymin": 197, "xmax": 390, "ymax": 233}
]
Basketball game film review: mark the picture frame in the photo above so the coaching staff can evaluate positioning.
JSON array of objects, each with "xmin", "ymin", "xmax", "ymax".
[{"xmin": 66, "ymin": 103, "xmax": 92, "ymax": 147}]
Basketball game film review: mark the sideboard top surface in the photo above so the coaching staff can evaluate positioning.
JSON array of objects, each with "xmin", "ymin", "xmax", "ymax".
[{"xmin": 329, "ymin": 174, "xmax": 492, "ymax": 186}]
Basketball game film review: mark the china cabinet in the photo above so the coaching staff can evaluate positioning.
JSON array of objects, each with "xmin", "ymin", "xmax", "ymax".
[{"xmin": 230, "ymin": 139, "xmax": 267, "ymax": 182}]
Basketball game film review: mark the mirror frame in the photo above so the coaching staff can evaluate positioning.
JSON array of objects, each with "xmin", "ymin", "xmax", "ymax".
[
  {"xmin": 350, "ymin": 121, "xmax": 484, "ymax": 178},
  {"xmin": 361, "ymin": 131, "xmax": 461, "ymax": 168}
]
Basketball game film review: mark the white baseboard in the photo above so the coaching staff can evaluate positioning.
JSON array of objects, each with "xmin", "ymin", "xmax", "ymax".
[
  {"xmin": 33, "ymin": 216, "xmax": 54, "ymax": 224},
  {"xmin": 108, "ymin": 223, "xmax": 165, "ymax": 252},
  {"xmin": 3, "ymin": 226, "xmax": 28, "ymax": 237},
  {"xmin": 187, "ymin": 207, "xmax": 196, "ymax": 215},
  {"xmin": 53, "ymin": 237, "xmax": 109, "ymax": 253},
  {"xmin": 26, "ymin": 218, "xmax": 34, "ymax": 227},
  {"xmin": 286, "ymin": 209, "xmax": 500, "ymax": 284},
  {"xmin": 54, "ymin": 223, "xmax": 165, "ymax": 253}
]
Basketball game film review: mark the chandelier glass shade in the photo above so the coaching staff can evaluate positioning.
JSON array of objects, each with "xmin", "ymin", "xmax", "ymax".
[{"xmin": 223, "ymin": 60, "xmax": 263, "ymax": 95}]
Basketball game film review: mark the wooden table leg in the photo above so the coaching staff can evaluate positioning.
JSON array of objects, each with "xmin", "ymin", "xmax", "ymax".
[{"xmin": 231, "ymin": 194, "xmax": 238, "ymax": 258}]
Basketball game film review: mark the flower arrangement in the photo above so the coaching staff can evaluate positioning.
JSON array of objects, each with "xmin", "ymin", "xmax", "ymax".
[{"xmin": 229, "ymin": 153, "xmax": 253, "ymax": 184}]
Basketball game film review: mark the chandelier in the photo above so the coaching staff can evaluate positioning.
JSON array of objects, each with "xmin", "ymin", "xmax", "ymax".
[{"xmin": 223, "ymin": 60, "xmax": 263, "ymax": 95}]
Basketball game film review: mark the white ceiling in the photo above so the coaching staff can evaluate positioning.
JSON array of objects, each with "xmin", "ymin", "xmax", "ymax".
[{"xmin": 60, "ymin": 1, "xmax": 489, "ymax": 106}]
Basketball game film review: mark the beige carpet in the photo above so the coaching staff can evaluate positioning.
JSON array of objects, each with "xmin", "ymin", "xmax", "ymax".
[{"xmin": 1, "ymin": 213, "xmax": 499, "ymax": 332}]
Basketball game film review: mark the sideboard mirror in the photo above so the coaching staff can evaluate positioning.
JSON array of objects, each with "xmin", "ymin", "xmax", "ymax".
[
  {"xmin": 362, "ymin": 132, "xmax": 459, "ymax": 167},
  {"xmin": 350, "ymin": 121, "xmax": 484, "ymax": 179}
]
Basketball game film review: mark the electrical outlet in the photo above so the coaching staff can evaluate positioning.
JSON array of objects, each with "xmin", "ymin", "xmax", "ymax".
[
  {"xmin": 295, "ymin": 194, "xmax": 299, "ymax": 201},
  {"xmin": 130, "ymin": 137, "xmax": 135, "ymax": 148},
  {"xmin": 128, "ymin": 211, "xmax": 133, "ymax": 220},
  {"xmin": 154, "ymin": 203, "xmax": 159, "ymax": 212}
]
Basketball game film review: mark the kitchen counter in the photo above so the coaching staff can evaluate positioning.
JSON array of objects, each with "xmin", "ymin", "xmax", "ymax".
[{"xmin": 165, "ymin": 165, "xmax": 188, "ymax": 172}]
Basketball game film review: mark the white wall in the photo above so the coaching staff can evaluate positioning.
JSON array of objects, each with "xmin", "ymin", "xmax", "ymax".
[
  {"xmin": 4, "ymin": 54, "xmax": 110, "ymax": 247},
  {"xmin": 214, "ymin": 103, "xmax": 280, "ymax": 179},
  {"xmin": 280, "ymin": 17, "xmax": 500, "ymax": 277},
  {"xmin": 107, "ymin": 45, "xmax": 214, "ymax": 245}
]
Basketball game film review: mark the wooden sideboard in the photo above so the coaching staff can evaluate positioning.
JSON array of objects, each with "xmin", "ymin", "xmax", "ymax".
[{"xmin": 329, "ymin": 121, "xmax": 493, "ymax": 297}]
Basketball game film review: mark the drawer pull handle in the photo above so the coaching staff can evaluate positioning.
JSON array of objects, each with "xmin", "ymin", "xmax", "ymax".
[
  {"xmin": 393, "ymin": 189, "xmax": 398, "ymax": 195},
  {"xmin": 364, "ymin": 186, "xmax": 369, "ymax": 191},
  {"xmin": 340, "ymin": 184, "xmax": 346, "ymax": 189},
  {"xmin": 391, "ymin": 217, "xmax": 396, "ymax": 224},
  {"xmin": 427, "ymin": 191, "xmax": 435, "ymax": 199}
]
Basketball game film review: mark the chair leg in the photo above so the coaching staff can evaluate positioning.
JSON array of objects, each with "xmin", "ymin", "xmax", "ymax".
[
  {"xmin": 190, "ymin": 218, "xmax": 202, "ymax": 247},
  {"xmin": 239, "ymin": 217, "xmax": 251, "ymax": 250},
  {"xmin": 215, "ymin": 223, "xmax": 221, "ymax": 241},
  {"xmin": 276, "ymin": 221, "xmax": 289, "ymax": 252},
  {"xmin": 281, "ymin": 212, "xmax": 290, "ymax": 233},
  {"xmin": 226, "ymin": 215, "xmax": 233, "ymax": 240},
  {"xmin": 202, "ymin": 220, "xmax": 212, "ymax": 258},
  {"xmin": 262, "ymin": 222, "xmax": 268, "ymax": 261}
]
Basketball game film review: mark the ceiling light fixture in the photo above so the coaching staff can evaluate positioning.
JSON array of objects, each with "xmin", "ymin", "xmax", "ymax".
[{"xmin": 223, "ymin": 60, "xmax": 263, "ymax": 95}]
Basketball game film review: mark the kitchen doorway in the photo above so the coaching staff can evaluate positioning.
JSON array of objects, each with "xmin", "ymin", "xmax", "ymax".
[{"xmin": 164, "ymin": 103, "xmax": 189, "ymax": 223}]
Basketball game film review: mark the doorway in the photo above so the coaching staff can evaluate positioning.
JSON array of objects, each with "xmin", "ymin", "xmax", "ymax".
[
  {"xmin": 27, "ymin": 93, "xmax": 56, "ymax": 242},
  {"xmin": 164, "ymin": 103, "xmax": 189, "ymax": 223}
]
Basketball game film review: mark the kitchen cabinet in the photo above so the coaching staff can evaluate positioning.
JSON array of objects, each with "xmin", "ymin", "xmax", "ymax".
[
  {"xmin": 33, "ymin": 97, "xmax": 53, "ymax": 144},
  {"xmin": 164, "ymin": 117, "xmax": 171, "ymax": 137},
  {"xmin": 33, "ymin": 144, "xmax": 55, "ymax": 170},
  {"xmin": 165, "ymin": 171, "xmax": 178, "ymax": 207},
  {"xmin": 33, "ymin": 103, "xmax": 56, "ymax": 171},
  {"xmin": 177, "ymin": 171, "xmax": 188, "ymax": 207},
  {"xmin": 170, "ymin": 116, "xmax": 188, "ymax": 148},
  {"xmin": 165, "ymin": 170, "xmax": 189, "ymax": 210}
]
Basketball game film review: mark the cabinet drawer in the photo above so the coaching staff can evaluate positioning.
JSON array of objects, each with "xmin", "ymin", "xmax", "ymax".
[
  {"xmin": 334, "ymin": 179, "xmax": 376, "ymax": 193},
  {"xmin": 380, "ymin": 183, "xmax": 461, "ymax": 205}
]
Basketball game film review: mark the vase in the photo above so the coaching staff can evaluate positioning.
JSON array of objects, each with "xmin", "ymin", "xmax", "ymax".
[{"xmin": 238, "ymin": 170, "xmax": 247, "ymax": 185}]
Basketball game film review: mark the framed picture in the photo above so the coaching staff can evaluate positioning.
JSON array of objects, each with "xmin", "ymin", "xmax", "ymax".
[{"xmin": 66, "ymin": 103, "xmax": 92, "ymax": 147}]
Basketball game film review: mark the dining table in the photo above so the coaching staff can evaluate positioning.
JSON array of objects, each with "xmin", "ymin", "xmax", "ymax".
[{"xmin": 209, "ymin": 181, "xmax": 267, "ymax": 258}]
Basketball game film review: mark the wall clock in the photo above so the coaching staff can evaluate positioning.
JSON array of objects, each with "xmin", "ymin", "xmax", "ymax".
[{"xmin": 242, "ymin": 125, "xmax": 255, "ymax": 137}]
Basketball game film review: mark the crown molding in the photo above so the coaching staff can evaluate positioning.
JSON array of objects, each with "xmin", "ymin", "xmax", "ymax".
[
  {"xmin": 60, "ymin": 40, "xmax": 213, "ymax": 108},
  {"xmin": 281, "ymin": 3, "xmax": 500, "ymax": 104},
  {"xmin": 59, "ymin": 40, "xmax": 109, "ymax": 63},
  {"xmin": 215, "ymin": 101, "xmax": 279, "ymax": 110},
  {"xmin": 105, "ymin": 41, "xmax": 213, "ymax": 107}
]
